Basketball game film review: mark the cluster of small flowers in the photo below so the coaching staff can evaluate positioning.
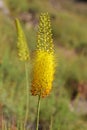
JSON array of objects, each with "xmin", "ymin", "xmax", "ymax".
[{"xmin": 16, "ymin": 13, "xmax": 55, "ymax": 98}]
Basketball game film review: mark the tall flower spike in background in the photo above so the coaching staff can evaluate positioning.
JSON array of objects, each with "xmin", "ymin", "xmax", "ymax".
[
  {"xmin": 31, "ymin": 13, "xmax": 55, "ymax": 98},
  {"xmin": 15, "ymin": 19, "xmax": 30, "ymax": 126},
  {"xmin": 15, "ymin": 19, "xmax": 29, "ymax": 61}
]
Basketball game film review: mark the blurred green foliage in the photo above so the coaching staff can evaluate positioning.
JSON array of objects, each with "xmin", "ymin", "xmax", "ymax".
[{"xmin": 0, "ymin": 0, "xmax": 87, "ymax": 130}]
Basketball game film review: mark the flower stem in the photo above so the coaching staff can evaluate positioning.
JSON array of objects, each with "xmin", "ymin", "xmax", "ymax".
[
  {"xmin": 36, "ymin": 95, "xmax": 41, "ymax": 130},
  {"xmin": 24, "ymin": 62, "xmax": 29, "ymax": 126},
  {"xmin": 49, "ymin": 115, "xmax": 53, "ymax": 130}
]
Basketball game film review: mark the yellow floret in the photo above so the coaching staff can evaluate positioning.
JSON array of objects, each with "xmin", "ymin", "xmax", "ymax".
[{"xmin": 31, "ymin": 50, "xmax": 55, "ymax": 97}]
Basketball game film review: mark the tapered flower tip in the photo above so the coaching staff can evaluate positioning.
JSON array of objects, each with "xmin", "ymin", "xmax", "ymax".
[{"xmin": 15, "ymin": 18, "xmax": 29, "ymax": 61}]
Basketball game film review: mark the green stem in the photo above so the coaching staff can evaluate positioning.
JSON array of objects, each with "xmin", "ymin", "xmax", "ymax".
[
  {"xmin": 49, "ymin": 115, "xmax": 53, "ymax": 130},
  {"xmin": 24, "ymin": 62, "xmax": 29, "ymax": 126},
  {"xmin": 36, "ymin": 95, "xmax": 41, "ymax": 130}
]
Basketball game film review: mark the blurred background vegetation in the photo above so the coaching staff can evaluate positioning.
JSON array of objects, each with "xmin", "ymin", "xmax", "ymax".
[{"xmin": 0, "ymin": 0, "xmax": 87, "ymax": 129}]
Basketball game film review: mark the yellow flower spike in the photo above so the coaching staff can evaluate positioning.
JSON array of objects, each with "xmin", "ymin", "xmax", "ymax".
[
  {"xmin": 31, "ymin": 13, "xmax": 55, "ymax": 98},
  {"xmin": 15, "ymin": 19, "xmax": 29, "ymax": 61},
  {"xmin": 15, "ymin": 19, "xmax": 30, "ymax": 125}
]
